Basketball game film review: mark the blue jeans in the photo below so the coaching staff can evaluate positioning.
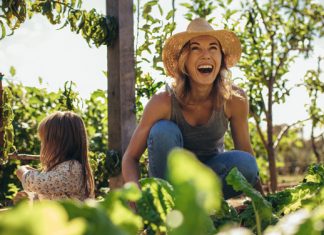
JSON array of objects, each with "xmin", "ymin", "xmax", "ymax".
[{"xmin": 147, "ymin": 120, "xmax": 259, "ymax": 199}]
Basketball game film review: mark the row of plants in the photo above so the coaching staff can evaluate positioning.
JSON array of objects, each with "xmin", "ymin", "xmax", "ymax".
[{"xmin": 1, "ymin": 149, "xmax": 324, "ymax": 235}]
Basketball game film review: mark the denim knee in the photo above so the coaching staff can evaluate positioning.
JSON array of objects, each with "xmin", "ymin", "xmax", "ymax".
[
  {"xmin": 204, "ymin": 150, "xmax": 259, "ymax": 199},
  {"xmin": 221, "ymin": 150, "xmax": 259, "ymax": 186},
  {"xmin": 147, "ymin": 120, "xmax": 183, "ymax": 179}
]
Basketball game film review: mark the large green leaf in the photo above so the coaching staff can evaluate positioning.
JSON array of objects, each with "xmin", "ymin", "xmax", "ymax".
[
  {"xmin": 137, "ymin": 178, "xmax": 175, "ymax": 233},
  {"xmin": 264, "ymin": 205, "xmax": 324, "ymax": 235},
  {"xmin": 226, "ymin": 167, "xmax": 272, "ymax": 220},
  {"xmin": 166, "ymin": 148, "xmax": 222, "ymax": 235},
  {"xmin": 101, "ymin": 183, "xmax": 143, "ymax": 235},
  {"xmin": 61, "ymin": 199, "xmax": 128, "ymax": 235},
  {"xmin": 0, "ymin": 201, "xmax": 86, "ymax": 235}
]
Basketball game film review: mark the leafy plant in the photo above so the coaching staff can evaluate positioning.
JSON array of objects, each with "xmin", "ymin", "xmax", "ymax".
[{"xmin": 0, "ymin": 0, "xmax": 117, "ymax": 47}]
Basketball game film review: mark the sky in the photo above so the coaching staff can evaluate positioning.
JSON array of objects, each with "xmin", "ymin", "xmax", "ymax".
[{"xmin": 0, "ymin": 1, "xmax": 323, "ymax": 137}]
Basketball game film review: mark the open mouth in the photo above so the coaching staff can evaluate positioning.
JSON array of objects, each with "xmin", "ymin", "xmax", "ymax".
[{"xmin": 197, "ymin": 65, "xmax": 213, "ymax": 74}]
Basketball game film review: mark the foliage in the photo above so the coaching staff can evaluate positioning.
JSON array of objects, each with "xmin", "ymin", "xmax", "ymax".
[
  {"xmin": 0, "ymin": 70, "xmax": 111, "ymax": 203},
  {"xmin": 226, "ymin": 167, "xmax": 275, "ymax": 234},
  {"xmin": 137, "ymin": 178, "xmax": 174, "ymax": 233},
  {"xmin": 264, "ymin": 205, "xmax": 324, "ymax": 235},
  {"xmin": 134, "ymin": 0, "xmax": 176, "ymax": 116},
  {"xmin": 303, "ymin": 57, "xmax": 324, "ymax": 162},
  {"xmin": 0, "ymin": 0, "xmax": 117, "ymax": 47},
  {"xmin": 166, "ymin": 149, "xmax": 222, "ymax": 235},
  {"xmin": 181, "ymin": 0, "xmax": 216, "ymax": 22},
  {"xmin": 266, "ymin": 164, "xmax": 324, "ymax": 215},
  {"xmin": 0, "ymin": 85, "xmax": 15, "ymax": 164},
  {"xmin": 0, "ymin": 201, "xmax": 86, "ymax": 235},
  {"xmin": 1, "ymin": 150, "xmax": 324, "ymax": 234}
]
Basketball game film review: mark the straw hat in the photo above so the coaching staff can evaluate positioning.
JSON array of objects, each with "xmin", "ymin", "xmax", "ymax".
[{"xmin": 162, "ymin": 18, "xmax": 241, "ymax": 78}]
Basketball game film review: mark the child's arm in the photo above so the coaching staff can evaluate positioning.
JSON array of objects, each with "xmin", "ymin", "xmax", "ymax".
[
  {"xmin": 16, "ymin": 165, "xmax": 37, "ymax": 181},
  {"xmin": 20, "ymin": 161, "xmax": 83, "ymax": 196}
]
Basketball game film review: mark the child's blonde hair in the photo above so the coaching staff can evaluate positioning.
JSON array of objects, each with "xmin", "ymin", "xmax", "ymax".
[{"xmin": 38, "ymin": 111, "xmax": 94, "ymax": 198}]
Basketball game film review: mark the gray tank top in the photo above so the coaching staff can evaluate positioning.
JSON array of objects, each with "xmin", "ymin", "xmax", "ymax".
[{"xmin": 170, "ymin": 93, "xmax": 229, "ymax": 158}]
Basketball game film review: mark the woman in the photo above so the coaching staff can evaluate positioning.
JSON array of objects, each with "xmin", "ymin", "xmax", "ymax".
[{"xmin": 122, "ymin": 18, "xmax": 263, "ymax": 199}]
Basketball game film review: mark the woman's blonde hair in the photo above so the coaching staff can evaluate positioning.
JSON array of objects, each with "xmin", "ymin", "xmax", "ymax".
[
  {"xmin": 38, "ymin": 111, "xmax": 94, "ymax": 198},
  {"xmin": 172, "ymin": 42, "xmax": 234, "ymax": 109}
]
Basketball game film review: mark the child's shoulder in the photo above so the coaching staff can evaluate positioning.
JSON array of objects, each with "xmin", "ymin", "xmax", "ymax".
[{"xmin": 54, "ymin": 160, "xmax": 82, "ymax": 172}]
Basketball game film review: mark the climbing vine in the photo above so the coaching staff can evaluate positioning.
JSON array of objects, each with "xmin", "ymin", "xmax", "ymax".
[
  {"xmin": 0, "ymin": 74, "xmax": 15, "ymax": 164},
  {"xmin": 0, "ymin": 0, "xmax": 117, "ymax": 47}
]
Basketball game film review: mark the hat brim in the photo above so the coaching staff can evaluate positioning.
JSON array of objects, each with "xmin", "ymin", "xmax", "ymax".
[{"xmin": 162, "ymin": 30, "xmax": 241, "ymax": 78}]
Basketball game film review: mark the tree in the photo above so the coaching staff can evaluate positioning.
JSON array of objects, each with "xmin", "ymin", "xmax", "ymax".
[
  {"xmin": 237, "ymin": 0, "xmax": 324, "ymax": 191},
  {"xmin": 182, "ymin": 0, "xmax": 324, "ymax": 191},
  {"xmin": 303, "ymin": 57, "xmax": 324, "ymax": 163}
]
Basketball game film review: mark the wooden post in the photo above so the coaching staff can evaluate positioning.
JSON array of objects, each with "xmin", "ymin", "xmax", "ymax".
[{"xmin": 106, "ymin": 0, "xmax": 136, "ymax": 188}]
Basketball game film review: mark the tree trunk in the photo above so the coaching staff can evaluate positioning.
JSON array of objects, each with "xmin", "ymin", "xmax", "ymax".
[
  {"xmin": 311, "ymin": 124, "xmax": 321, "ymax": 163},
  {"xmin": 267, "ymin": 77, "xmax": 277, "ymax": 192}
]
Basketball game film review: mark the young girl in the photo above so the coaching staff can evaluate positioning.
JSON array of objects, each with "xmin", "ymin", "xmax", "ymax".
[{"xmin": 16, "ymin": 111, "xmax": 94, "ymax": 201}]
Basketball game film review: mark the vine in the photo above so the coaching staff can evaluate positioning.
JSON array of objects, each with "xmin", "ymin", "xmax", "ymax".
[
  {"xmin": 0, "ymin": 0, "xmax": 117, "ymax": 47},
  {"xmin": 134, "ymin": 0, "xmax": 176, "ymax": 115},
  {"xmin": 0, "ymin": 73, "xmax": 16, "ymax": 165}
]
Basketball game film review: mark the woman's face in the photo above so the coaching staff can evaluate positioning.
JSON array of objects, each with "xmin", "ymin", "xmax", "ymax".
[{"xmin": 184, "ymin": 35, "xmax": 222, "ymax": 86}]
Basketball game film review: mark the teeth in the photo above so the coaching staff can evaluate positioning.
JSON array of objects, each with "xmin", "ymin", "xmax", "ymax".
[
  {"xmin": 197, "ymin": 65, "xmax": 213, "ymax": 73},
  {"xmin": 198, "ymin": 65, "xmax": 213, "ymax": 69}
]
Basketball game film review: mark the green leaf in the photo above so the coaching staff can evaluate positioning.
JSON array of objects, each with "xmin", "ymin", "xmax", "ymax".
[
  {"xmin": 0, "ymin": 20, "xmax": 6, "ymax": 40},
  {"xmin": 166, "ymin": 10, "xmax": 175, "ymax": 20},
  {"xmin": 226, "ymin": 167, "xmax": 272, "ymax": 220},
  {"xmin": 9, "ymin": 66, "xmax": 16, "ymax": 77},
  {"xmin": 0, "ymin": 201, "xmax": 86, "ymax": 235},
  {"xmin": 167, "ymin": 149, "xmax": 222, "ymax": 212},
  {"xmin": 167, "ymin": 149, "xmax": 221, "ymax": 235},
  {"xmin": 61, "ymin": 199, "xmax": 128, "ymax": 235},
  {"xmin": 264, "ymin": 205, "xmax": 324, "ymax": 235},
  {"xmin": 101, "ymin": 184, "xmax": 143, "ymax": 234},
  {"xmin": 137, "ymin": 178, "xmax": 175, "ymax": 232}
]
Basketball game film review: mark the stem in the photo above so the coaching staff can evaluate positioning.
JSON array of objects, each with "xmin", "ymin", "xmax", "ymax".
[
  {"xmin": 252, "ymin": 201, "xmax": 262, "ymax": 235},
  {"xmin": 252, "ymin": 113, "xmax": 267, "ymax": 149}
]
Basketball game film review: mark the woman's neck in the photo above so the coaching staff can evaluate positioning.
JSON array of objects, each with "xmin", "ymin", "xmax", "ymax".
[{"xmin": 187, "ymin": 83, "xmax": 213, "ymax": 104}]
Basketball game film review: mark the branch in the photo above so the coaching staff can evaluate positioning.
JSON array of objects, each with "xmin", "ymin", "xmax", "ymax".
[
  {"xmin": 315, "ymin": 131, "xmax": 324, "ymax": 140},
  {"xmin": 9, "ymin": 152, "xmax": 40, "ymax": 161},
  {"xmin": 252, "ymin": 0, "xmax": 271, "ymax": 35},
  {"xmin": 274, "ymin": 48, "xmax": 290, "ymax": 81},
  {"xmin": 273, "ymin": 118, "xmax": 311, "ymax": 150},
  {"xmin": 250, "ymin": 27, "xmax": 268, "ymax": 80}
]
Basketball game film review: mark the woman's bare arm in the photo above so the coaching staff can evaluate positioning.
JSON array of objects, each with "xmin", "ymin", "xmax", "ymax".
[
  {"xmin": 122, "ymin": 92, "xmax": 171, "ymax": 186},
  {"xmin": 227, "ymin": 89, "xmax": 265, "ymax": 195},
  {"xmin": 227, "ymin": 90, "xmax": 253, "ymax": 154}
]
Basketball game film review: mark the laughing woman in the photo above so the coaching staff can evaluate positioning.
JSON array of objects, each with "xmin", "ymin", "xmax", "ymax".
[{"xmin": 122, "ymin": 18, "xmax": 264, "ymax": 199}]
